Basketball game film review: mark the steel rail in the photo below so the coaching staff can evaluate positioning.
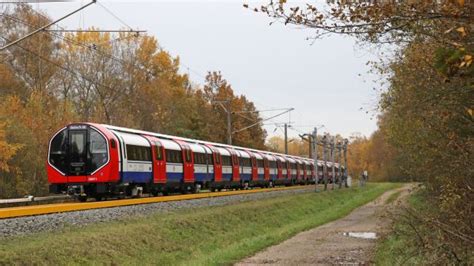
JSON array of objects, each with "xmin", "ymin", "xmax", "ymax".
[{"xmin": 0, "ymin": 186, "xmax": 309, "ymax": 219}]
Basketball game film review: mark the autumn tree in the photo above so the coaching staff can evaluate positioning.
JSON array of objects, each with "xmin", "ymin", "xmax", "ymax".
[
  {"xmin": 248, "ymin": 0, "xmax": 473, "ymax": 263},
  {"xmin": 202, "ymin": 71, "xmax": 267, "ymax": 148}
]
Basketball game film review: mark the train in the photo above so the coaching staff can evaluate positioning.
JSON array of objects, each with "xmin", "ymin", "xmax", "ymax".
[{"xmin": 47, "ymin": 123, "xmax": 343, "ymax": 201}]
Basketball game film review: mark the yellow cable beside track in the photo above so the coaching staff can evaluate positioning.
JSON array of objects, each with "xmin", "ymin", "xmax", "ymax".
[{"xmin": 0, "ymin": 186, "xmax": 309, "ymax": 219}]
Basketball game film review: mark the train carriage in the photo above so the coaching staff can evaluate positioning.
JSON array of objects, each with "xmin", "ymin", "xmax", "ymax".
[{"xmin": 47, "ymin": 123, "xmax": 335, "ymax": 200}]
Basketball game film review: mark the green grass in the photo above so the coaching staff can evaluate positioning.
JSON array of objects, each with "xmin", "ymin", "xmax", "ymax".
[
  {"xmin": 0, "ymin": 183, "xmax": 398, "ymax": 265},
  {"xmin": 375, "ymin": 190, "xmax": 425, "ymax": 265},
  {"xmin": 385, "ymin": 190, "xmax": 402, "ymax": 204}
]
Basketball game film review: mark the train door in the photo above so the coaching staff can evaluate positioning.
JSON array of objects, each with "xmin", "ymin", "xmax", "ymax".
[
  {"xmin": 296, "ymin": 163, "xmax": 301, "ymax": 181},
  {"xmin": 213, "ymin": 149, "xmax": 222, "ymax": 182},
  {"xmin": 174, "ymin": 140, "xmax": 194, "ymax": 183},
  {"xmin": 143, "ymin": 136, "xmax": 166, "ymax": 184},
  {"xmin": 277, "ymin": 160, "xmax": 283, "ymax": 179},
  {"xmin": 250, "ymin": 154, "xmax": 258, "ymax": 181},
  {"xmin": 263, "ymin": 157, "xmax": 270, "ymax": 181},
  {"xmin": 230, "ymin": 150, "xmax": 240, "ymax": 182},
  {"xmin": 286, "ymin": 161, "xmax": 292, "ymax": 180},
  {"xmin": 205, "ymin": 145, "xmax": 222, "ymax": 182},
  {"xmin": 67, "ymin": 124, "xmax": 88, "ymax": 179},
  {"xmin": 302, "ymin": 164, "xmax": 307, "ymax": 180}
]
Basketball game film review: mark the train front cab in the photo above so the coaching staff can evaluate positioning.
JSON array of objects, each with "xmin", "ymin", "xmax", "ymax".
[{"xmin": 48, "ymin": 123, "xmax": 120, "ymax": 200}]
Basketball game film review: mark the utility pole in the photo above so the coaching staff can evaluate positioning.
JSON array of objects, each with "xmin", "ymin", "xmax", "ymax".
[
  {"xmin": 322, "ymin": 134, "xmax": 328, "ymax": 191},
  {"xmin": 343, "ymin": 139, "xmax": 349, "ymax": 188},
  {"xmin": 1, "ymin": 1, "xmax": 97, "ymax": 51},
  {"xmin": 297, "ymin": 133, "xmax": 312, "ymax": 158},
  {"xmin": 312, "ymin": 127, "xmax": 318, "ymax": 192},
  {"xmin": 284, "ymin": 123, "xmax": 288, "ymax": 154},
  {"xmin": 226, "ymin": 101, "xmax": 232, "ymax": 145},
  {"xmin": 214, "ymin": 100, "xmax": 232, "ymax": 145},
  {"xmin": 331, "ymin": 136, "xmax": 336, "ymax": 190}
]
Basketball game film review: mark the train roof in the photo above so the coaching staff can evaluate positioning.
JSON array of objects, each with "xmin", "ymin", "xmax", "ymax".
[{"xmin": 102, "ymin": 123, "xmax": 315, "ymax": 164}]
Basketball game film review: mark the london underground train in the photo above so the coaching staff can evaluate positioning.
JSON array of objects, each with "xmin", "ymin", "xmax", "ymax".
[{"xmin": 47, "ymin": 123, "xmax": 337, "ymax": 201}]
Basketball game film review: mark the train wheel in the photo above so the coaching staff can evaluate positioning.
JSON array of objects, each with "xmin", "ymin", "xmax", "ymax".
[
  {"xmin": 78, "ymin": 195, "xmax": 87, "ymax": 202},
  {"xmin": 193, "ymin": 184, "xmax": 202, "ymax": 194},
  {"xmin": 95, "ymin": 195, "xmax": 104, "ymax": 201}
]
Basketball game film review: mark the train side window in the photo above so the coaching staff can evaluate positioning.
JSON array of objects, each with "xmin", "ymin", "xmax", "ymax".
[
  {"xmin": 257, "ymin": 159, "xmax": 264, "ymax": 168},
  {"xmin": 166, "ymin": 149, "xmax": 182, "ymax": 163},
  {"xmin": 194, "ymin": 152, "xmax": 206, "ymax": 164},
  {"xmin": 270, "ymin": 161, "xmax": 277, "ymax": 169},
  {"xmin": 206, "ymin": 154, "xmax": 213, "ymax": 165},
  {"xmin": 221, "ymin": 155, "xmax": 232, "ymax": 166},
  {"xmin": 126, "ymin": 145, "xmax": 151, "ymax": 162},
  {"xmin": 263, "ymin": 159, "xmax": 269, "ymax": 168}
]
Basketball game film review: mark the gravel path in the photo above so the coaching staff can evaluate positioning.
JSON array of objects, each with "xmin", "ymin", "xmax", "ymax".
[
  {"xmin": 236, "ymin": 184, "xmax": 414, "ymax": 265},
  {"xmin": 0, "ymin": 187, "xmax": 313, "ymax": 239}
]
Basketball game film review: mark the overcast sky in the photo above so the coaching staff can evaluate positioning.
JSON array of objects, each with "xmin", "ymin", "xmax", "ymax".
[{"xmin": 30, "ymin": 0, "xmax": 380, "ymax": 139}]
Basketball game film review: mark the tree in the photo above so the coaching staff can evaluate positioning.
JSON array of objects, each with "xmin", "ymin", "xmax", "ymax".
[{"xmin": 203, "ymin": 71, "xmax": 267, "ymax": 148}]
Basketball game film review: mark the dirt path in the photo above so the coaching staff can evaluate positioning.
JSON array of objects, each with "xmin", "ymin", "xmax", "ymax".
[{"xmin": 236, "ymin": 184, "xmax": 414, "ymax": 265}]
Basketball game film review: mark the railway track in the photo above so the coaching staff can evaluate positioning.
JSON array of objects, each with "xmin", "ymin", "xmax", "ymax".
[{"xmin": 0, "ymin": 185, "xmax": 310, "ymax": 220}]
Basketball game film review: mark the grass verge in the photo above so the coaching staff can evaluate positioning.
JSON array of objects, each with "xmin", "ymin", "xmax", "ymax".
[
  {"xmin": 0, "ymin": 183, "xmax": 398, "ymax": 265},
  {"xmin": 375, "ymin": 189, "xmax": 426, "ymax": 265}
]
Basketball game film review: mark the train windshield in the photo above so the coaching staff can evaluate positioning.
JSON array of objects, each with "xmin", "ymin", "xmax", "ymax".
[
  {"xmin": 49, "ymin": 129, "xmax": 68, "ymax": 173},
  {"xmin": 49, "ymin": 126, "xmax": 108, "ymax": 175}
]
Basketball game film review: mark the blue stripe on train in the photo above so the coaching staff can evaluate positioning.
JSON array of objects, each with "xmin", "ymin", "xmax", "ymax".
[
  {"xmin": 195, "ymin": 172, "xmax": 213, "ymax": 182},
  {"xmin": 258, "ymin": 174, "xmax": 265, "ymax": 180},
  {"xmin": 122, "ymin": 171, "xmax": 152, "ymax": 183},
  {"xmin": 166, "ymin": 172, "xmax": 183, "ymax": 182},
  {"xmin": 240, "ymin": 173, "xmax": 251, "ymax": 181},
  {"xmin": 222, "ymin": 173, "xmax": 232, "ymax": 181}
]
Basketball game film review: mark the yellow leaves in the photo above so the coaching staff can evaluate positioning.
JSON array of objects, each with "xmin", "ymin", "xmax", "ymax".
[
  {"xmin": 0, "ymin": 122, "xmax": 22, "ymax": 173},
  {"xmin": 467, "ymin": 108, "xmax": 473, "ymax": 118},
  {"xmin": 457, "ymin": 0, "xmax": 465, "ymax": 6},
  {"xmin": 455, "ymin": 27, "xmax": 467, "ymax": 38},
  {"xmin": 64, "ymin": 28, "xmax": 112, "ymax": 52},
  {"xmin": 459, "ymin": 54, "xmax": 472, "ymax": 68}
]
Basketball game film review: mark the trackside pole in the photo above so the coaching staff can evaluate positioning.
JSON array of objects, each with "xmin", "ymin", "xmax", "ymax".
[
  {"xmin": 312, "ymin": 127, "xmax": 319, "ymax": 192},
  {"xmin": 343, "ymin": 139, "xmax": 349, "ymax": 188},
  {"xmin": 337, "ymin": 140, "xmax": 344, "ymax": 189},
  {"xmin": 322, "ymin": 135, "xmax": 328, "ymax": 191},
  {"xmin": 331, "ymin": 136, "xmax": 336, "ymax": 190}
]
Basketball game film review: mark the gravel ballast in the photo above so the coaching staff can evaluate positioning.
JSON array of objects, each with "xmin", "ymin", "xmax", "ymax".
[{"xmin": 0, "ymin": 187, "xmax": 314, "ymax": 238}]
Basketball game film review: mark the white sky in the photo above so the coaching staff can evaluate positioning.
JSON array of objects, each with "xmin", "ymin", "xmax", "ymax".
[{"xmin": 24, "ymin": 0, "xmax": 381, "ymax": 139}]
